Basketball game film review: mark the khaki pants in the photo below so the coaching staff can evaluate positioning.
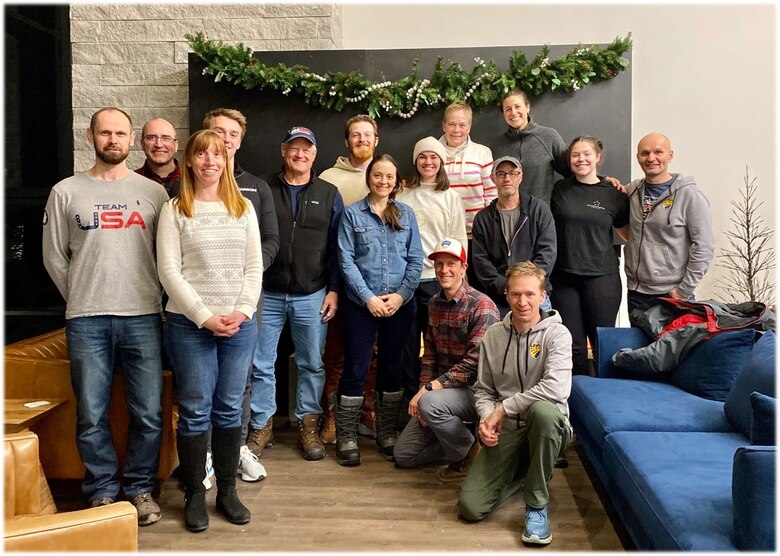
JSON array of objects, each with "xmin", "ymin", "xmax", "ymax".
[{"xmin": 458, "ymin": 400, "xmax": 571, "ymax": 521}]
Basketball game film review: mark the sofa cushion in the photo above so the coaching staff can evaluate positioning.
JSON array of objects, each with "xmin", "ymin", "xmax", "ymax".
[
  {"xmin": 669, "ymin": 329, "xmax": 756, "ymax": 401},
  {"xmin": 724, "ymin": 331, "xmax": 776, "ymax": 438},
  {"xmin": 750, "ymin": 392, "xmax": 776, "ymax": 445},
  {"xmin": 603, "ymin": 430, "xmax": 748, "ymax": 551},
  {"xmin": 570, "ymin": 376, "xmax": 732, "ymax": 452},
  {"xmin": 732, "ymin": 445, "xmax": 776, "ymax": 550}
]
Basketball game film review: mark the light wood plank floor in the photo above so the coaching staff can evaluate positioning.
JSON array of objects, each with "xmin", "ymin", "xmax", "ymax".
[{"xmin": 126, "ymin": 423, "xmax": 627, "ymax": 551}]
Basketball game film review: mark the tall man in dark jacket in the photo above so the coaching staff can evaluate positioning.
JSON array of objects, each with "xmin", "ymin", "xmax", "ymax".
[
  {"xmin": 248, "ymin": 126, "xmax": 344, "ymax": 461},
  {"xmin": 471, "ymin": 156, "xmax": 556, "ymax": 316}
]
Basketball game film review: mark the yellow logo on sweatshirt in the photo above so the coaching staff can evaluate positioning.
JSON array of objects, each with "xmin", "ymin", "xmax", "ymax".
[
  {"xmin": 663, "ymin": 198, "xmax": 674, "ymax": 208},
  {"xmin": 529, "ymin": 343, "xmax": 542, "ymax": 359}
]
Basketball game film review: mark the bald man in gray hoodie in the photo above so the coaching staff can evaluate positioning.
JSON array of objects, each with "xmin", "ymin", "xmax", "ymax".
[{"xmin": 624, "ymin": 133, "xmax": 714, "ymax": 314}]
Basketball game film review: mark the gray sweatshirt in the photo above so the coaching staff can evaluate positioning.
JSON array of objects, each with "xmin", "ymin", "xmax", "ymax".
[
  {"xmin": 42, "ymin": 171, "xmax": 169, "ymax": 319},
  {"xmin": 473, "ymin": 310, "xmax": 572, "ymax": 431},
  {"xmin": 624, "ymin": 174, "xmax": 714, "ymax": 297}
]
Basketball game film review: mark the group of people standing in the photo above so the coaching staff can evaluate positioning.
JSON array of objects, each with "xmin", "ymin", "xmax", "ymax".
[{"xmin": 42, "ymin": 87, "xmax": 714, "ymax": 545}]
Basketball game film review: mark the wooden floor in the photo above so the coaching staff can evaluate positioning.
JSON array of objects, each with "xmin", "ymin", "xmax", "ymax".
[{"xmin": 120, "ymin": 423, "xmax": 627, "ymax": 551}]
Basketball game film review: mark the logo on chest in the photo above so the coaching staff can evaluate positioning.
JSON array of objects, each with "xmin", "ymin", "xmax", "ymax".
[
  {"xmin": 75, "ymin": 203, "xmax": 147, "ymax": 231},
  {"xmin": 529, "ymin": 343, "xmax": 542, "ymax": 359}
]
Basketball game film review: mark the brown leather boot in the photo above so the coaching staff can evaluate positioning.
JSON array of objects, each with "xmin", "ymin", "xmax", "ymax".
[
  {"xmin": 298, "ymin": 414, "xmax": 325, "ymax": 461},
  {"xmin": 438, "ymin": 441, "xmax": 482, "ymax": 483},
  {"xmin": 320, "ymin": 410, "xmax": 337, "ymax": 445},
  {"xmin": 246, "ymin": 420, "xmax": 274, "ymax": 457}
]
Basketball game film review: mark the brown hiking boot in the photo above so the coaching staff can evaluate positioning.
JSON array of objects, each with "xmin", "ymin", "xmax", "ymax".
[
  {"xmin": 438, "ymin": 441, "xmax": 482, "ymax": 483},
  {"xmin": 246, "ymin": 420, "xmax": 274, "ymax": 457},
  {"xmin": 320, "ymin": 409, "xmax": 337, "ymax": 445},
  {"xmin": 298, "ymin": 414, "xmax": 325, "ymax": 460}
]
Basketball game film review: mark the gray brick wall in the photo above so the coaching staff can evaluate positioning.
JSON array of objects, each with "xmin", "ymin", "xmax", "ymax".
[{"xmin": 70, "ymin": 4, "xmax": 342, "ymax": 172}]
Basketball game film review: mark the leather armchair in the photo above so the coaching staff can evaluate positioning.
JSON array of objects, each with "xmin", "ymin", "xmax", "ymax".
[
  {"xmin": 4, "ymin": 431, "xmax": 138, "ymax": 551},
  {"xmin": 4, "ymin": 328, "xmax": 178, "ymax": 481}
]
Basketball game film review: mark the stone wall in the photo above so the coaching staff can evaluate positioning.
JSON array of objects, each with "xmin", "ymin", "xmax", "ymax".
[{"xmin": 70, "ymin": 4, "xmax": 342, "ymax": 171}]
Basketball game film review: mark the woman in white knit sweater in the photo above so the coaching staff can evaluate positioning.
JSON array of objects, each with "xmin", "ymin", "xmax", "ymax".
[
  {"xmin": 397, "ymin": 136, "xmax": 467, "ymax": 404},
  {"xmin": 157, "ymin": 129, "xmax": 262, "ymax": 533}
]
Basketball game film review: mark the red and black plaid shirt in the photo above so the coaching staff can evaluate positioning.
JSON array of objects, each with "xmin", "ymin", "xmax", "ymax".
[
  {"xmin": 135, "ymin": 159, "xmax": 180, "ymax": 197},
  {"xmin": 420, "ymin": 280, "xmax": 499, "ymax": 387}
]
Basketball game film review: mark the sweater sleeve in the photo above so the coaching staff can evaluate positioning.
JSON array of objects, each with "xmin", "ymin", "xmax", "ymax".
[
  {"xmin": 41, "ymin": 187, "xmax": 71, "ymax": 301},
  {"xmin": 396, "ymin": 208, "xmax": 423, "ymax": 302},
  {"xmin": 256, "ymin": 180, "xmax": 280, "ymax": 270},
  {"xmin": 481, "ymin": 147, "xmax": 497, "ymax": 206},
  {"xmin": 501, "ymin": 326, "xmax": 572, "ymax": 418},
  {"xmin": 532, "ymin": 201, "xmax": 557, "ymax": 279},
  {"xmin": 677, "ymin": 187, "xmax": 715, "ymax": 297},
  {"xmin": 449, "ymin": 191, "xmax": 468, "ymax": 251},
  {"xmin": 235, "ymin": 203, "xmax": 263, "ymax": 320},
  {"xmin": 551, "ymin": 130, "xmax": 572, "ymax": 178},
  {"xmin": 156, "ymin": 201, "xmax": 213, "ymax": 327}
]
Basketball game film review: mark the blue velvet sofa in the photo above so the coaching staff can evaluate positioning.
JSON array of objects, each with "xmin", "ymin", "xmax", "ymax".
[{"xmin": 570, "ymin": 327, "xmax": 776, "ymax": 551}]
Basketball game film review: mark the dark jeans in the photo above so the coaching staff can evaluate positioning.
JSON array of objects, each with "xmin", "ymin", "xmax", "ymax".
[
  {"xmin": 551, "ymin": 271, "xmax": 622, "ymax": 375},
  {"xmin": 338, "ymin": 296, "xmax": 417, "ymax": 397},
  {"xmin": 400, "ymin": 280, "xmax": 441, "ymax": 398}
]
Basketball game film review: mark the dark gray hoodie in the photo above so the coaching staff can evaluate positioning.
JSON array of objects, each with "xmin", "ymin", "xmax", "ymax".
[
  {"xmin": 624, "ymin": 174, "xmax": 714, "ymax": 297},
  {"xmin": 473, "ymin": 310, "xmax": 572, "ymax": 431}
]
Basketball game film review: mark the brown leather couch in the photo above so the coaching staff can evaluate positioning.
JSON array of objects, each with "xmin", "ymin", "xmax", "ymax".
[
  {"xmin": 4, "ymin": 328, "xmax": 178, "ymax": 482},
  {"xmin": 4, "ymin": 431, "xmax": 138, "ymax": 551}
]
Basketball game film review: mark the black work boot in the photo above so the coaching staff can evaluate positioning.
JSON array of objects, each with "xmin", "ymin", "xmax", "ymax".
[
  {"xmin": 335, "ymin": 394, "xmax": 364, "ymax": 467},
  {"xmin": 176, "ymin": 432, "xmax": 209, "ymax": 532},
  {"xmin": 374, "ymin": 390, "xmax": 403, "ymax": 461},
  {"xmin": 211, "ymin": 427, "xmax": 251, "ymax": 525}
]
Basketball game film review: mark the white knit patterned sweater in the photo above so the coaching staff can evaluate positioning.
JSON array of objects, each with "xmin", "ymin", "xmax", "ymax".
[{"xmin": 157, "ymin": 199, "xmax": 262, "ymax": 327}]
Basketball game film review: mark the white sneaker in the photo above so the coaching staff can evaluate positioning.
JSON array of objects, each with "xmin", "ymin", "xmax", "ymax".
[
  {"xmin": 238, "ymin": 444, "xmax": 268, "ymax": 482},
  {"xmin": 203, "ymin": 451, "xmax": 214, "ymax": 490}
]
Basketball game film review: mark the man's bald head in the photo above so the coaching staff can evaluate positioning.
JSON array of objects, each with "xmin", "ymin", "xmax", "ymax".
[{"xmin": 636, "ymin": 132, "xmax": 675, "ymax": 184}]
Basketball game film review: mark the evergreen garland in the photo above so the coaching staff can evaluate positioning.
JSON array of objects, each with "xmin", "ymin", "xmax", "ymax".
[{"xmin": 186, "ymin": 32, "xmax": 632, "ymax": 120}]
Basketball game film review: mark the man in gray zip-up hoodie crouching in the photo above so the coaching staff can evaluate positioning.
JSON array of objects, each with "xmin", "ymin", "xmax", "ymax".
[
  {"xmin": 458, "ymin": 262, "xmax": 572, "ymax": 545},
  {"xmin": 624, "ymin": 133, "xmax": 714, "ymax": 314}
]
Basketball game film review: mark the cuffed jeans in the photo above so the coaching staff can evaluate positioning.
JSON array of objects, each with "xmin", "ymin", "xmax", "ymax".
[
  {"xmin": 165, "ymin": 312, "xmax": 257, "ymax": 436},
  {"xmin": 458, "ymin": 401, "xmax": 571, "ymax": 521},
  {"xmin": 66, "ymin": 314, "xmax": 163, "ymax": 502},
  {"xmin": 250, "ymin": 288, "xmax": 328, "ymax": 427},
  {"xmin": 394, "ymin": 387, "xmax": 478, "ymax": 468}
]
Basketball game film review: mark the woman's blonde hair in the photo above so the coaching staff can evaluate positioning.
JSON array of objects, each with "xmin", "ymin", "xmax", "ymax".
[{"xmin": 173, "ymin": 129, "xmax": 248, "ymax": 219}]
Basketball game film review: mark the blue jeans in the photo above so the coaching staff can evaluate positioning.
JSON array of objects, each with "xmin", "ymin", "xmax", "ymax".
[
  {"xmin": 339, "ymin": 296, "xmax": 417, "ymax": 396},
  {"xmin": 66, "ymin": 314, "xmax": 163, "ymax": 502},
  {"xmin": 250, "ymin": 288, "xmax": 328, "ymax": 427},
  {"xmin": 165, "ymin": 312, "xmax": 257, "ymax": 436}
]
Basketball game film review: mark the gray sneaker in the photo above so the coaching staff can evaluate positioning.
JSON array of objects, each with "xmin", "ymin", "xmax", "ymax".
[
  {"xmin": 89, "ymin": 497, "xmax": 115, "ymax": 508},
  {"xmin": 130, "ymin": 492, "xmax": 161, "ymax": 526}
]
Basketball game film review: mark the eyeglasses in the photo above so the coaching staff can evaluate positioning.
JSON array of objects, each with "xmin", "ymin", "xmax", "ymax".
[
  {"xmin": 143, "ymin": 135, "xmax": 176, "ymax": 144},
  {"xmin": 493, "ymin": 171, "xmax": 522, "ymax": 179}
]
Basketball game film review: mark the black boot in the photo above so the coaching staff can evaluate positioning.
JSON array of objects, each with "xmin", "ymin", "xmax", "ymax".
[
  {"xmin": 176, "ymin": 432, "xmax": 209, "ymax": 532},
  {"xmin": 211, "ymin": 426, "xmax": 251, "ymax": 525},
  {"xmin": 375, "ymin": 390, "xmax": 403, "ymax": 461},
  {"xmin": 335, "ymin": 393, "xmax": 363, "ymax": 467}
]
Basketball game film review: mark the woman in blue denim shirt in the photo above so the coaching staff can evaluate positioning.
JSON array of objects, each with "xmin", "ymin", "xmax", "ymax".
[{"xmin": 335, "ymin": 154, "xmax": 423, "ymax": 467}]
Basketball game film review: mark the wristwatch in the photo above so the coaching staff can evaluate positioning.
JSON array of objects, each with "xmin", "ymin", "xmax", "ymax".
[{"xmin": 424, "ymin": 382, "xmax": 434, "ymax": 391}]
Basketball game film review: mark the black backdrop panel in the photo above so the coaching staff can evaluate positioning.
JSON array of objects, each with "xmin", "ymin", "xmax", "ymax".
[{"xmin": 188, "ymin": 44, "xmax": 631, "ymax": 182}]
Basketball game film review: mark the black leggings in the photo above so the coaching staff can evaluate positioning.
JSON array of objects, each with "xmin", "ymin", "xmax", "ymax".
[{"xmin": 550, "ymin": 271, "xmax": 622, "ymax": 375}]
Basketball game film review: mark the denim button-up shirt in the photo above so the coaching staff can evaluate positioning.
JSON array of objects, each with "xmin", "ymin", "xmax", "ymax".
[{"xmin": 338, "ymin": 197, "xmax": 423, "ymax": 306}]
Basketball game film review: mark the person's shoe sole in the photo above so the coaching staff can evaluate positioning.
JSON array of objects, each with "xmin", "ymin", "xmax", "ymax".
[
  {"xmin": 138, "ymin": 512, "xmax": 161, "ymax": 526},
  {"xmin": 522, "ymin": 532, "xmax": 552, "ymax": 545},
  {"xmin": 239, "ymin": 470, "xmax": 266, "ymax": 482}
]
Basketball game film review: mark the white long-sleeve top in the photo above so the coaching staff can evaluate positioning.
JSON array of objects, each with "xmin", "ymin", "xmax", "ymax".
[
  {"xmin": 157, "ymin": 199, "xmax": 262, "ymax": 327},
  {"xmin": 397, "ymin": 183, "xmax": 467, "ymax": 280}
]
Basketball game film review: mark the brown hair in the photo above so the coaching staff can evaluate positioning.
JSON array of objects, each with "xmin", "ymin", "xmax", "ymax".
[
  {"xmin": 405, "ymin": 154, "xmax": 450, "ymax": 192},
  {"xmin": 174, "ymin": 130, "xmax": 248, "ymax": 219},
  {"xmin": 202, "ymin": 108, "xmax": 247, "ymax": 138},
  {"xmin": 89, "ymin": 107, "xmax": 133, "ymax": 133},
  {"xmin": 344, "ymin": 114, "xmax": 378, "ymax": 139},
  {"xmin": 443, "ymin": 102, "xmax": 472, "ymax": 123},
  {"xmin": 501, "ymin": 89, "xmax": 530, "ymax": 108},
  {"xmin": 366, "ymin": 154, "xmax": 404, "ymax": 231},
  {"xmin": 568, "ymin": 135, "xmax": 604, "ymax": 164},
  {"xmin": 505, "ymin": 261, "xmax": 546, "ymax": 291}
]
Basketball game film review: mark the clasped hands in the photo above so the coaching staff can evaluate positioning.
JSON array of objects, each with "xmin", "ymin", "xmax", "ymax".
[
  {"xmin": 203, "ymin": 311, "xmax": 247, "ymax": 337},
  {"xmin": 365, "ymin": 293, "xmax": 404, "ymax": 318},
  {"xmin": 478, "ymin": 403, "xmax": 507, "ymax": 447}
]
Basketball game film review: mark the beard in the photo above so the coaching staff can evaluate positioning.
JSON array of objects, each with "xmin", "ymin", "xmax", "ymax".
[
  {"xmin": 95, "ymin": 144, "xmax": 129, "ymax": 165},
  {"xmin": 350, "ymin": 144, "xmax": 375, "ymax": 163}
]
